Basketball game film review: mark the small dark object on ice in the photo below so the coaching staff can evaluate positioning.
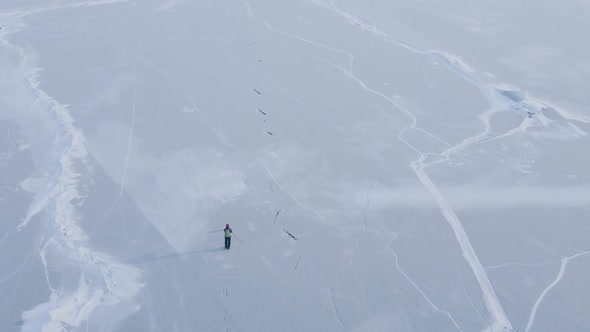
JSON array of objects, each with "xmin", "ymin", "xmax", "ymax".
[{"xmin": 285, "ymin": 230, "xmax": 298, "ymax": 240}]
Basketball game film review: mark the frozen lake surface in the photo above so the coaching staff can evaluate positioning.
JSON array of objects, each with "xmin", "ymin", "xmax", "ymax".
[{"xmin": 1, "ymin": 0, "xmax": 589, "ymax": 331}]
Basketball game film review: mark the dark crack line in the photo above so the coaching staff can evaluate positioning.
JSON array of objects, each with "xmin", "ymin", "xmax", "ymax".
[{"xmin": 0, "ymin": 122, "xmax": 19, "ymax": 162}]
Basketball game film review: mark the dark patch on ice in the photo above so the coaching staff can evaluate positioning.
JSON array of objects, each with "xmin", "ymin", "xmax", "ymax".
[
  {"xmin": 61, "ymin": 321, "xmax": 73, "ymax": 331},
  {"xmin": 294, "ymin": 257, "xmax": 301, "ymax": 270},
  {"xmin": 284, "ymin": 230, "xmax": 298, "ymax": 240},
  {"xmin": 499, "ymin": 89, "xmax": 525, "ymax": 103},
  {"xmin": 258, "ymin": 109, "xmax": 266, "ymax": 115},
  {"xmin": 253, "ymin": 88, "xmax": 261, "ymax": 95},
  {"xmin": 267, "ymin": 131, "xmax": 273, "ymax": 136}
]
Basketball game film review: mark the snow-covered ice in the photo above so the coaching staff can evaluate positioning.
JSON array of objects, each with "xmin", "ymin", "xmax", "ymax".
[{"xmin": 1, "ymin": 0, "xmax": 589, "ymax": 331}]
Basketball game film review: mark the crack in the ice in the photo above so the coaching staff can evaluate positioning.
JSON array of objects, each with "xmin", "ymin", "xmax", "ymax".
[
  {"xmin": 259, "ymin": 72, "xmax": 349, "ymax": 137},
  {"xmin": 273, "ymin": 209, "xmax": 281, "ymax": 224},
  {"xmin": 284, "ymin": 229, "xmax": 298, "ymax": 240},
  {"xmin": 150, "ymin": 251, "xmax": 229, "ymax": 329},
  {"xmin": 91, "ymin": 61, "xmax": 144, "ymax": 232},
  {"xmin": 361, "ymin": 181, "xmax": 373, "ymax": 231},
  {"xmin": 120, "ymin": 61, "xmax": 140, "ymax": 197},
  {"xmin": 181, "ymin": 162, "xmax": 203, "ymax": 212},
  {"xmin": 328, "ymin": 226, "xmax": 362, "ymax": 329},
  {"xmin": 294, "ymin": 256, "xmax": 301, "ymax": 270},
  {"xmin": 0, "ymin": 183, "xmax": 19, "ymax": 193},
  {"xmin": 484, "ymin": 261, "xmax": 553, "ymax": 272},
  {"xmin": 457, "ymin": 267, "xmax": 492, "ymax": 331},
  {"xmin": 524, "ymin": 249, "xmax": 590, "ymax": 332},
  {"xmin": 386, "ymin": 236, "xmax": 463, "ymax": 331},
  {"xmin": 0, "ymin": 0, "xmax": 130, "ymax": 19},
  {"xmin": 0, "ymin": 243, "xmax": 35, "ymax": 283},
  {"xmin": 0, "ymin": 122, "xmax": 19, "ymax": 163},
  {"xmin": 330, "ymin": 286, "xmax": 348, "ymax": 330},
  {"xmin": 0, "ymin": 231, "xmax": 11, "ymax": 246},
  {"xmin": 38, "ymin": 239, "xmax": 63, "ymax": 296}
]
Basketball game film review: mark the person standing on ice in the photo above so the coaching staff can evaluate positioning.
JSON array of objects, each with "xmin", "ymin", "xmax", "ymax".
[{"xmin": 224, "ymin": 224, "xmax": 232, "ymax": 250}]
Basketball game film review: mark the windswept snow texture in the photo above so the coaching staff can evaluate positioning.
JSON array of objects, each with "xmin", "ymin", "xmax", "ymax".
[{"xmin": 1, "ymin": 0, "xmax": 590, "ymax": 331}]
